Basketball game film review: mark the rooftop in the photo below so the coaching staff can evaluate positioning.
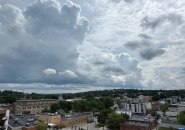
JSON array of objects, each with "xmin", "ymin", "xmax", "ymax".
[
  {"xmin": 8, "ymin": 114, "xmax": 39, "ymax": 128},
  {"xmin": 129, "ymin": 115, "xmax": 155, "ymax": 123},
  {"xmin": 61, "ymin": 112, "xmax": 91, "ymax": 120}
]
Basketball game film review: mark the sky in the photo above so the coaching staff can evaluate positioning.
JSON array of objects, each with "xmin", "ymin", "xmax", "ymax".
[{"xmin": 0, "ymin": 0, "xmax": 185, "ymax": 93}]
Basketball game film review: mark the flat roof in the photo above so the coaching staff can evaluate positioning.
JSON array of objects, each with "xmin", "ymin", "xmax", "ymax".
[
  {"xmin": 61, "ymin": 113, "xmax": 91, "ymax": 120},
  {"xmin": 160, "ymin": 122, "xmax": 185, "ymax": 129},
  {"xmin": 8, "ymin": 114, "xmax": 39, "ymax": 128},
  {"xmin": 129, "ymin": 115, "xmax": 155, "ymax": 122},
  {"xmin": 122, "ymin": 121, "xmax": 150, "ymax": 127}
]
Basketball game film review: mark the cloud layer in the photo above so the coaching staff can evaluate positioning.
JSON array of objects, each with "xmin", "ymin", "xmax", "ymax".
[{"xmin": 0, "ymin": 0, "xmax": 185, "ymax": 92}]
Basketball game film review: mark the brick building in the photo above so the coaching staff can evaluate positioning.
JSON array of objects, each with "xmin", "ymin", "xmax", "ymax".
[
  {"xmin": 120, "ymin": 115, "xmax": 157, "ymax": 130},
  {"xmin": 15, "ymin": 99, "xmax": 58, "ymax": 115},
  {"xmin": 37, "ymin": 112, "xmax": 92, "ymax": 128},
  {"xmin": 37, "ymin": 113, "xmax": 61, "ymax": 126},
  {"xmin": 61, "ymin": 113, "xmax": 92, "ymax": 128}
]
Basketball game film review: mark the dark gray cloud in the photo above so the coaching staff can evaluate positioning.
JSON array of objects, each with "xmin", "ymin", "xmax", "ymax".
[
  {"xmin": 140, "ymin": 48, "xmax": 165, "ymax": 60},
  {"xmin": 138, "ymin": 34, "xmax": 152, "ymax": 39},
  {"xmin": 101, "ymin": 66, "xmax": 126, "ymax": 75},
  {"xmin": 141, "ymin": 13, "xmax": 184, "ymax": 29},
  {"xmin": 125, "ymin": 40, "xmax": 141, "ymax": 49}
]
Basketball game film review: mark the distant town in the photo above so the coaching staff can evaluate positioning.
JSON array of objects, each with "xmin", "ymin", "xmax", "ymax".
[{"xmin": 0, "ymin": 89, "xmax": 185, "ymax": 130}]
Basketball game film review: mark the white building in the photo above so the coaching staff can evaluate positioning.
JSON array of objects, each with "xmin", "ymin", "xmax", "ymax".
[
  {"xmin": 121, "ymin": 98, "xmax": 152, "ymax": 115},
  {"xmin": 115, "ymin": 109, "xmax": 132, "ymax": 117}
]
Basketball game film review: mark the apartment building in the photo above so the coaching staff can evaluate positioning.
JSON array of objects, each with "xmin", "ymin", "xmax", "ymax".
[{"xmin": 15, "ymin": 99, "xmax": 58, "ymax": 115}]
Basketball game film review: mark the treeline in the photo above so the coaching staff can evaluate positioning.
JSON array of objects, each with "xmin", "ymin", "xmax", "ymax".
[
  {"xmin": 0, "ymin": 90, "xmax": 58, "ymax": 103},
  {"xmin": 49, "ymin": 96, "xmax": 114, "ymax": 113},
  {"xmin": 0, "ymin": 89, "xmax": 185, "ymax": 104},
  {"xmin": 63, "ymin": 89, "xmax": 185, "ymax": 101}
]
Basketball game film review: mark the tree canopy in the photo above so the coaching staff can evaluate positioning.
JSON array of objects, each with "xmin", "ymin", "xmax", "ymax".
[
  {"xmin": 177, "ymin": 111, "xmax": 185, "ymax": 125},
  {"xmin": 107, "ymin": 112, "xmax": 125, "ymax": 130}
]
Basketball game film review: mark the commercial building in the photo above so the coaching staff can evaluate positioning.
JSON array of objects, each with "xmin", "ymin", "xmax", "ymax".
[
  {"xmin": 120, "ymin": 115, "xmax": 157, "ymax": 130},
  {"xmin": 121, "ymin": 98, "xmax": 152, "ymax": 115},
  {"xmin": 37, "ymin": 112, "xmax": 92, "ymax": 128},
  {"xmin": 15, "ymin": 99, "xmax": 58, "ymax": 115}
]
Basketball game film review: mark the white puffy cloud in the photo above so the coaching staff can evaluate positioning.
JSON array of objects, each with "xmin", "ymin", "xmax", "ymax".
[
  {"xmin": 0, "ymin": 0, "xmax": 89, "ymax": 84},
  {"xmin": 59, "ymin": 70, "xmax": 78, "ymax": 79},
  {"xmin": 43, "ymin": 68, "xmax": 57, "ymax": 75}
]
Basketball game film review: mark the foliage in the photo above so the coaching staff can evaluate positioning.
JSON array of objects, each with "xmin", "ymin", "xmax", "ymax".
[
  {"xmin": 121, "ymin": 113, "xmax": 129, "ymax": 120},
  {"xmin": 1, "ymin": 89, "xmax": 185, "ymax": 104},
  {"xmin": 37, "ymin": 122, "xmax": 47, "ymax": 130},
  {"xmin": 160, "ymin": 104, "xmax": 168, "ymax": 113},
  {"xmin": 41, "ymin": 107, "xmax": 50, "ymax": 113},
  {"xmin": 177, "ymin": 111, "xmax": 185, "ymax": 125},
  {"xmin": 151, "ymin": 111, "xmax": 160, "ymax": 119},
  {"xmin": 107, "ymin": 112, "xmax": 125, "ymax": 130},
  {"xmin": 50, "ymin": 101, "xmax": 72, "ymax": 113},
  {"xmin": 103, "ymin": 96, "xmax": 114, "ymax": 108},
  {"xmin": 97, "ymin": 112, "xmax": 106, "ymax": 126},
  {"xmin": 97, "ymin": 108, "xmax": 113, "ymax": 128}
]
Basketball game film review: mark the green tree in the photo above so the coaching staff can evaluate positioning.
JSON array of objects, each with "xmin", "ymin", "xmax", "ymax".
[
  {"xmin": 103, "ymin": 96, "xmax": 114, "ymax": 108},
  {"xmin": 107, "ymin": 112, "xmax": 125, "ymax": 130},
  {"xmin": 97, "ymin": 112, "xmax": 106, "ymax": 129},
  {"xmin": 50, "ymin": 103, "xmax": 60, "ymax": 113},
  {"xmin": 160, "ymin": 104, "xmax": 168, "ymax": 115},
  {"xmin": 121, "ymin": 113, "xmax": 129, "ymax": 120},
  {"xmin": 97, "ymin": 108, "xmax": 113, "ymax": 129},
  {"xmin": 37, "ymin": 122, "xmax": 47, "ymax": 130},
  {"xmin": 177, "ymin": 111, "xmax": 185, "ymax": 125}
]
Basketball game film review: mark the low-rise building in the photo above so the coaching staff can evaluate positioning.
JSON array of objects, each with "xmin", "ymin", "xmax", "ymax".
[
  {"xmin": 60, "ymin": 113, "xmax": 92, "ymax": 128},
  {"xmin": 15, "ymin": 99, "xmax": 58, "ymax": 115},
  {"xmin": 115, "ymin": 109, "xmax": 132, "ymax": 117},
  {"xmin": 8, "ymin": 114, "xmax": 39, "ymax": 130},
  {"xmin": 37, "ymin": 112, "xmax": 92, "ymax": 128},
  {"xmin": 37, "ymin": 113, "xmax": 61, "ymax": 126},
  {"xmin": 121, "ymin": 98, "xmax": 152, "ymax": 115},
  {"xmin": 120, "ymin": 115, "xmax": 157, "ymax": 130}
]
